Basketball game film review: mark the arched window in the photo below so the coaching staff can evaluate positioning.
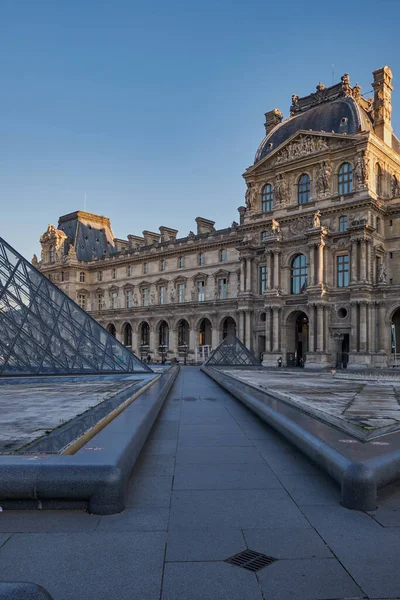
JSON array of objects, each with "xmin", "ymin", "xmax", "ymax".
[
  {"xmin": 140, "ymin": 322, "xmax": 150, "ymax": 346},
  {"xmin": 79, "ymin": 271, "xmax": 85, "ymax": 283},
  {"xmin": 49, "ymin": 245, "xmax": 55, "ymax": 263},
  {"xmin": 375, "ymin": 163, "xmax": 382, "ymax": 195},
  {"xmin": 107, "ymin": 323, "xmax": 116, "ymax": 337},
  {"xmin": 338, "ymin": 163, "xmax": 353, "ymax": 195},
  {"xmin": 123, "ymin": 323, "xmax": 132, "ymax": 347},
  {"xmin": 339, "ymin": 215, "xmax": 348, "ymax": 232},
  {"xmin": 198, "ymin": 252, "xmax": 205, "ymax": 266},
  {"xmin": 178, "ymin": 320, "xmax": 189, "ymax": 346},
  {"xmin": 298, "ymin": 174, "xmax": 311, "ymax": 204},
  {"xmin": 291, "ymin": 254, "xmax": 308, "ymax": 295},
  {"xmin": 159, "ymin": 321, "xmax": 169, "ymax": 349},
  {"xmin": 262, "ymin": 184, "xmax": 273, "ymax": 212}
]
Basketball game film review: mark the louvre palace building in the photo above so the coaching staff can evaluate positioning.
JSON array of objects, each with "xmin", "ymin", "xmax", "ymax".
[{"xmin": 36, "ymin": 66, "xmax": 400, "ymax": 369}]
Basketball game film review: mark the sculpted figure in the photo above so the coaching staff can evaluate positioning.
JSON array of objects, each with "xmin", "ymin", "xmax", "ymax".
[
  {"xmin": 32, "ymin": 254, "xmax": 39, "ymax": 267},
  {"xmin": 245, "ymin": 184, "xmax": 252, "ymax": 209},
  {"xmin": 392, "ymin": 175, "xmax": 400, "ymax": 198},
  {"xmin": 354, "ymin": 152, "xmax": 369, "ymax": 188},
  {"xmin": 313, "ymin": 210, "xmax": 321, "ymax": 228},
  {"xmin": 275, "ymin": 174, "xmax": 288, "ymax": 204},
  {"xmin": 316, "ymin": 161, "xmax": 331, "ymax": 195},
  {"xmin": 170, "ymin": 288, "xmax": 175, "ymax": 303},
  {"xmin": 271, "ymin": 218, "xmax": 280, "ymax": 234},
  {"xmin": 378, "ymin": 263, "xmax": 387, "ymax": 284}
]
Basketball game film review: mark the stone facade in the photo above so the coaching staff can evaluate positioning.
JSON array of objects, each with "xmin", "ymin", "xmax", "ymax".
[{"xmin": 37, "ymin": 66, "xmax": 400, "ymax": 369}]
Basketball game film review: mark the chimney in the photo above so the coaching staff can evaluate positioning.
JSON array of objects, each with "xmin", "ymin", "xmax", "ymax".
[
  {"xmin": 264, "ymin": 109, "xmax": 283, "ymax": 135},
  {"xmin": 195, "ymin": 217, "xmax": 215, "ymax": 235},
  {"xmin": 159, "ymin": 226, "xmax": 178, "ymax": 243},
  {"xmin": 372, "ymin": 66, "xmax": 393, "ymax": 147},
  {"xmin": 142, "ymin": 230, "xmax": 160, "ymax": 246}
]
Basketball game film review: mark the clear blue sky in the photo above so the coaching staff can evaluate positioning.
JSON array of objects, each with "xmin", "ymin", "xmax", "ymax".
[{"xmin": 1, "ymin": 0, "xmax": 400, "ymax": 259}]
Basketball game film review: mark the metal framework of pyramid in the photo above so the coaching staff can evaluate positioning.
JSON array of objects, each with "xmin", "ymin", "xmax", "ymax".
[
  {"xmin": 0, "ymin": 237, "xmax": 152, "ymax": 376},
  {"xmin": 205, "ymin": 333, "xmax": 260, "ymax": 367}
]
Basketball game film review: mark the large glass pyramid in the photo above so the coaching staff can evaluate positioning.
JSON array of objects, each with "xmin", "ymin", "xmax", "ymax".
[
  {"xmin": 0, "ymin": 237, "xmax": 152, "ymax": 376},
  {"xmin": 205, "ymin": 333, "xmax": 260, "ymax": 367}
]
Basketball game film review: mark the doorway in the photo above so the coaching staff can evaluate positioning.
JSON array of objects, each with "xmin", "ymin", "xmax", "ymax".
[{"xmin": 295, "ymin": 313, "xmax": 309, "ymax": 366}]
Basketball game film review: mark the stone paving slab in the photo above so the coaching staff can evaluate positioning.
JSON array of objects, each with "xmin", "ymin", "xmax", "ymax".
[{"xmin": 221, "ymin": 368, "xmax": 400, "ymax": 438}]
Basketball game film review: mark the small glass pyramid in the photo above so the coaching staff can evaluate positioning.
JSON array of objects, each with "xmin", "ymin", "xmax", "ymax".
[
  {"xmin": 0, "ymin": 236, "xmax": 152, "ymax": 376},
  {"xmin": 205, "ymin": 333, "xmax": 260, "ymax": 367}
]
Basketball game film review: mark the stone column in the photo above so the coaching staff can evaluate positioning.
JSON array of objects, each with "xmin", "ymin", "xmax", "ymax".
[
  {"xmin": 318, "ymin": 242, "xmax": 324, "ymax": 286},
  {"xmin": 272, "ymin": 307, "xmax": 280, "ymax": 352},
  {"xmin": 149, "ymin": 328, "xmax": 156, "ymax": 353},
  {"xmin": 308, "ymin": 303, "xmax": 315, "ymax": 353},
  {"xmin": 308, "ymin": 244, "xmax": 314, "ymax": 286},
  {"xmin": 238, "ymin": 310, "xmax": 245, "ymax": 343},
  {"xmin": 359, "ymin": 302, "xmax": 367, "ymax": 351},
  {"xmin": 350, "ymin": 240, "xmax": 358, "ymax": 284},
  {"xmin": 316, "ymin": 305, "xmax": 324, "ymax": 351},
  {"xmin": 169, "ymin": 328, "xmax": 177, "ymax": 354},
  {"xmin": 189, "ymin": 326, "xmax": 195, "ymax": 354},
  {"xmin": 245, "ymin": 258, "xmax": 252, "ymax": 292},
  {"xmin": 360, "ymin": 240, "xmax": 367, "ymax": 282},
  {"xmin": 369, "ymin": 302, "xmax": 376, "ymax": 353},
  {"xmin": 245, "ymin": 311, "xmax": 252, "ymax": 350},
  {"xmin": 211, "ymin": 324, "xmax": 219, "ymax": 351},
  {"xmin": 350, "ymin": 302, "xmax": 358, "ymax": 353},
  {"xmin": 273, "ymin": 252, "xmax": 280, "ymax": 289},
  {"xmin": 239, "ymin": 260, "xmax": 245, "ymax": 293},
  {"xmin": 266, "ymin": 252, "xmax": 272, "ymax": 289},
  {"xmin": 265, "ymin": 308, "xmax": 272, "ymax": 352},
  {"xmin": 378, "ymin": 302, "xmax": 387, "ymax": 351},
  {"xmin": 365, "ymin": 240, "xmax": 371, "ymax": 283}
]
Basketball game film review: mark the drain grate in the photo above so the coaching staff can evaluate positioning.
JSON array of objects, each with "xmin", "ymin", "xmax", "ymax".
[
  {"xmin": 225, "ymin": 549, "xmax": 277, "ymax": 572},
  {"xmin": 183, "ymin": 396, "xmax": 197, "ymax": 401}
]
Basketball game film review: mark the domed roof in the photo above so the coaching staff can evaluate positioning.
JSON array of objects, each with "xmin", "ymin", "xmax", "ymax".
[{"xmin": 254, "ymin": 93, "xmax": 373, "ymax": 164}]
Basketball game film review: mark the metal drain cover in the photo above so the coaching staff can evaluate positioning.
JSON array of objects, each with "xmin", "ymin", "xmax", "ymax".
[
  {"xmin": 225, "ymin": 549, "xmax": 277, "ymax": 572},
  {"xmin": 183, "ymin": 396, "xmax": 197, "ymax": 401}
]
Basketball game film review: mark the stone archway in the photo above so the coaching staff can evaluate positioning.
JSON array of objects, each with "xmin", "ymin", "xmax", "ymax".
[
  {"xmin": 123, "ymin": 323, "xmax": 132, "ymax": 347},
  {"xmin": 106, "ymin": 323, "xmax": 116, "ymax": 338},
  {"xmin": 222, "ymin": 317, "xmax": 237, "ymax": 340},
  {"xmin": 285, "ymin": 310, "xmax": 309, "ymax": 366},
  {"xmin": 177, "ymin": 319, "xmax": 189, "ymax": 347},
  {"xmin": 199, "ymin": 318, "xmax": 212, "ymax": 346},
  {"xmin": 391, "ymin": 308, "xmax": 400, "ymax": 364}
]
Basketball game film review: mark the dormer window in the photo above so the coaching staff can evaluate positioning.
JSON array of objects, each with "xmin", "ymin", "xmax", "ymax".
[
  {"xmin": 298, "ymin": 174, "xmax": 311, "ymax": 204},
  {"xmin": 97, "ymin": 270, "xmax": 103, "ymax": 282},
  {"xmin": 79, "ymin": 271, "xmax": 85, "ymax": 283},
  {"xmin": 49, "ymin": 245, "xmax": 55, "ymax": 263},
  {"xmin": 262, "ymin": 184, "xmax": 273, "ymax": 212},
  {"xmin": 338, "ymin": 163, "xmax": 353, "ymax": 195}
]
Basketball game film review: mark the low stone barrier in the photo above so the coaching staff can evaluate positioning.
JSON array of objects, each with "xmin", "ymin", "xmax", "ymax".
[
  {"xmin": 0, "ymin": 366, "xmax": 179, "ymax": 514},
  {"xmin": 202, "ymin": 365, "xmax": 400, "ymax": 511}
]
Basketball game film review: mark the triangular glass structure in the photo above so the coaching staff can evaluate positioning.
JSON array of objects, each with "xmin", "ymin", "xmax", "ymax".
[
  {"xmin": 0, "ymin": 237, "xmax": 152, "ymax": 376},
  {"xmin": 205, "ymin": 333, "xmax": 260, "ymax": 367}
]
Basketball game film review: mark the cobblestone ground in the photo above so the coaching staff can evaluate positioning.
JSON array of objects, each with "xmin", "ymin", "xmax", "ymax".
[{"xmin": 0, "ymin": 367, "xmax": 399, "ymax": 599}]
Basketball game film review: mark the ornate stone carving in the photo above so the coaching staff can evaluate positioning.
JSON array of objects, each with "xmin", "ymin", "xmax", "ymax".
[
  {"xmin": 354, "ymin": 152, "xmax": 369, "ymax": 188},
  {"xmin": 313, "ymin": 211, "xmax": 322, "ymax": 228},
  {"xmin": 31, "ymin": 254, "xmax": 39, "ymax": 267},
  {"xmin": 392, "ymin": 174, "xmax": 400, "ymax": 198},
  {"xmin": 271, "ymin": 218, "xmax": 280, "ymax": 234},
  {"xmin": 378, "ymin": 263, "xmax": 388, "ymax": 284},
  {"xmin": 289, "ymin": 216, "xmax": 314, "ymax": 235},
  {"xmin": 275, "ymin": 135, "xmax": 329, "ymax": 164},
  {"xmin": 274, "ymin": 173, "xmax": 289, "ymax": 205},
  {"xmin": 316, "ymin": 161, "xmax": 332, "ymax": 196},
  {"xmin": 245, "ymin": 183, "xmax": 259, "ymax": 210}
]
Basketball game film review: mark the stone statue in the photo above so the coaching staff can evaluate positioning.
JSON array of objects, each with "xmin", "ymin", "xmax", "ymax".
[
  {"xmin": 133, "ymin": 293, "xmax": 138, "ymax": 306},
  {"xmin": 274, "ymin": 174, "xmax": 288, "ymax": 204},
  {"xmin": 150, "ymin": 292, "xmax": 155, "ymax": 305},
  {"xmin": 313, "ymin": 210, "xmax": 321, "ymax": 228},
  {"xmin": 392, "ymin": 175, "xmax": 400, "ymax": 198},
  {"xmin": 245, "ymin": 184, "xmax": 252, "ymax": 209},
  {"xmin": 271, "ymin": 218, "xmax": 280, "ymax": 234},
  {"xmin": 31, "ymin": 254, "xmax": 39, "ymax": 267},
  {"xmin": 231, "ymin": 221, "xmax": 238, "ymax": 229},
  {"xmin": 214, "ymin": 285, "xmax": 218, "ymax": 300},
  {"xmin": 170, "ymin": 288, "xmax": 176, "ymax": 303},
  {"xmin": 378, "ymin": 263, "xmax": 387, "ymax": 284},
  {"xmin": 316, "ymin": 161, "xmax": 331, "ymax": 196},
  {"xmin": 354, "ymin": 152, "xmax": 369, "ymax": 188}
]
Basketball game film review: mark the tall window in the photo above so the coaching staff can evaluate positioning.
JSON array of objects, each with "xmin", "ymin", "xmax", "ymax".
[
  {"xmin": 291, "ymin": 254, "xmax": 308, "ymax": 294},
  {"xmin": 126, "ymin": 289, "xmax": 133, "ymax": 308},
  {"xmin": 141, "ymin": 322, "xmax": 150, "ymax": 346},
  {"xmin": 112, "ymin": 268, "xmax": 117, "ymax": 280},
  {"xmin": 338, "ymin": 163, "xmax": 353, "ymax": 195},
  {"xmin": 79, "ymin": 271, "xmax": 85, "ymax": 283},
  {"xmin": 220, "ymin": 249, "xmax": 227, "ymax": 262},
  {"xmin": 376, "ymin": 163, "xmax": 382, "ymax": 196},
  {"xmin": 126, "ymin": 265, "xmax": 132, "ymax": 277},
  {"xmin": 97, "ymin": 270, "xmax": 103, "ymax": 282},
  {"xmin": 61, "ymin": 271, "xmax": 65, "ymax": 282},
  {"xmin": 178, "ymin": 256, "xmax": 185, "ymax": 269},
  {"xmin": 159, "ymin": 321, "xmax": 169, "ymax": 349},
  {"xmin": 78, "ymin": 294, "xmax": 86, "ymax": 309},
  {"xmin": 160, "ymin": 258, "xmax": 166, "ymax": 272},
  {"xmin": 143, "ymin": 263, "xmax": 148, "ymax": 274},
  {"xmin": 159, "ymin": 285, "xmax": 166, "ymax": 305},
  {"xmin": 97, "ymin": 293, "xmax": 103, "ymax": 310},
  {"xmin": 262, "ymin": 183, "xmax": 273, "ymax": 212},
  {"xmin": 178, "ymin": 283, "xmax": 185, "ymax": 303},
  {"xmin": 261, "ymin": 231, "xmax": 269, "ymax": 242},
  {"xmin": 49, "ymin": 245, "xmax": 55, "ymax": 263},
  {"xmin": 111, "ymin": 291, "xmax": 118, "ymax": 309},
  {"xmin": 259, "ymin": 266, "xmax": 268, "ymax": 293},
  {"xmin": 218, "ymin": 278, "xmax": 227, "ymax": 299},
  {"xmin": 339, "ymin": 215, "xmax": 348, "ymax": 232},
  {"xmin": 142, "ymin": 287, "xmax": 149, "ymax": 307},
  {"xmin": 198, "ymin": 252, "xmax": 205, "ymax": 266},
  {"xmin": 197, "ymin": 280, "xmax": 205, "ymax": 301},
  {"xmin": 337, "ymin": 254, "xmax": 349, "ymax": 287},
  {"xmin": 298, "ymin": 174, "xmax": 311, "ymax": 204}
]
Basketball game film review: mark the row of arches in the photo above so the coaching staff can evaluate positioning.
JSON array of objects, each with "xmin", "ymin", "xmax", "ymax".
[{"xmin": 106, "ymin": 317, "xmax": 237, "ymax": 349}]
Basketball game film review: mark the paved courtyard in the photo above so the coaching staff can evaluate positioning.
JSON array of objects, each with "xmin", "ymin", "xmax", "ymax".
[
  {"xmin": 222, "ymin": 368, "xmax": 400, "ymax": 438},
  {"xmin": 0, "ymin": 367, "xmax": 399, "ymax": 599}
]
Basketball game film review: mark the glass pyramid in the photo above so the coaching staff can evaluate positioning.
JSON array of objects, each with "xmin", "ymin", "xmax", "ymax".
[
  {"xmin": 205, "ymin": 333, "xmax": 260, "ymax": 367},
  {"xmin": 0, "ymin": 236, "xmax": 152, "ymax": 376}
]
